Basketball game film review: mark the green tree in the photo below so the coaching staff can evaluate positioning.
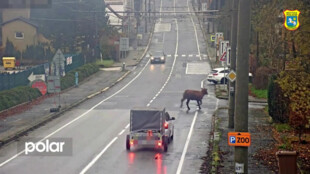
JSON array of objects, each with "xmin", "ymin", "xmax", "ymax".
[
  {"xmin": 31, "ymin": 0, "xmax": 112, "ymax": 57},
  {"xmin": 4, "ymin": 39, "xmax": 21, "ymax": 59}
]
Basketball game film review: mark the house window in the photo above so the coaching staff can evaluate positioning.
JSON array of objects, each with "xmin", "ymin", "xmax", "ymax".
[{"xmin": 15, "ymin": 32, "xmax": 24, "ymax": 39}]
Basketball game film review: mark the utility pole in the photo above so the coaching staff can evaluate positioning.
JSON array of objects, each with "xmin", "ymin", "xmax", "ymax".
[
  {"xmin": 228, "ymin": 0, "xmax": 239, "ymax": 128},
  {"xmin": 235, "ymin": 0, "xmax": 251, "ymax": 173}
]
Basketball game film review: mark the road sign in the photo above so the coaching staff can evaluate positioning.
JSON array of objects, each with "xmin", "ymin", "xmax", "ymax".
[
  {"xmin": 52, "ymin": 49, "xmax": 65, "ymax": 65},
  {"xmin": 52, "ymin": 49, "xmax": 65, "ymax": 76},
  {"xmin": 31, "ymin": 80, "xmax": 47, "ymax": 95},
  {"xmin": 228, "ymin": 132, "xmax": 251, "ymax": 147},
  {"xmin": 215, "ymin": 32, "xmax": 223, "ymax": 45},
  {"xmin": 226, "ymin": 47, "xmax": 231, "ymax": 66},
  {"xmin": 220, "ymin": 40, "xmax": 229, "ymax": 57},
  {"xmin": 220, "ymin": 51, "xmax": 226, "ymax": 61},
  {"xmin": 47, "ymin": 76, "xmax": 61, "ymax": 93},
  {"xmin": 120, "ymin": 37, "xmax": 129, "ymax": 51},
  {"xmin": 28, "ymin": 72, "xmax": 46, "ymax": 82},
  {"xmin": 210, "ymin": 35, "xmax": 215, "ymax": 42},
  {"xmin": 227, "ymin": 70, "xmax": 236, "ymax": 82}
]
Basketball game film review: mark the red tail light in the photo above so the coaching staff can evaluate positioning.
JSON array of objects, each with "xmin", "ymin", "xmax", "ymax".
[
  {"xmin": 158, "ymin": 141, "xmax": 162, "ymax": 146},
  {"xmin": 213, "ymin": 73, "xmax": 218, "ymax": 76},
  {"xmin": 164, "ymin": 122, "xmax": 169, "ymax": 129},
  {"xmin": 148, "ymin": 130, "xmax": 153, "ymax": 136}
]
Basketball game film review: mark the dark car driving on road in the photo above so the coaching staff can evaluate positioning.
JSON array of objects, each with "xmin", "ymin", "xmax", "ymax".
[{"xmin": 150, "ymin": 51, "xmax": 166, "ymax": 64}]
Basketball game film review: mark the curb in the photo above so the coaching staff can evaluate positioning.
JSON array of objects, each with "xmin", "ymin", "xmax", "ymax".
[
  {"xmin": 215, "ymin": 94, "xmax": 268, "ymax": 104},
  {"xmin": 210, "ymin": 107, "xmax": 226, "ymax": 173}
]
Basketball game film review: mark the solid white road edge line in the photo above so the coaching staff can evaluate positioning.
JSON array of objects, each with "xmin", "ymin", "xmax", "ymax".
[
  {"xmin": 80, "ymin": 137, "xmax": 118, "ymax": 174},
  {"xmin": 125, "ymin": 124, "xmax": 130, "ymax": 129},
  {"xmin": 176, "ymin": 111, "xmax": 198, "ymax": 174},
  {"xmin": 118, "ymin": 129, "xmax": 126, "ymax": 136}
]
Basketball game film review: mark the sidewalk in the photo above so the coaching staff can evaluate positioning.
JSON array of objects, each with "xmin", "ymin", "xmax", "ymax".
[
  {"xmin": 0, "ymin": 32, "xmax": 153, "ymax": 146},
  {"xmin": 214, "ymin": 107, "xmax": 276, "ymax": 174}
]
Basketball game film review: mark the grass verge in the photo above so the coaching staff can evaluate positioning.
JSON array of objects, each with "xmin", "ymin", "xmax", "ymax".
[
  {"xmin": 249, "ymin": 84, "xmax": 267, "ymax": 99},
  {"xmin": 96, "ymin": 59, "xmax": 114, "ymax": 68},
  {"xmin": 274, "ymin": 123, "xmax": 292, "ymax": 133}
]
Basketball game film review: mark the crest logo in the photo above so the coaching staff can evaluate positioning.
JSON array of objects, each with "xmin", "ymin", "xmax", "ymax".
[{"xmin": 283, "ymin": 10, "xmax": 300, "ymax": 31}]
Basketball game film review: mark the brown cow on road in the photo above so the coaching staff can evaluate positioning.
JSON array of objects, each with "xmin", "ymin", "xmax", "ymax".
[{"xmin": 180, "ymin": 88, "xmax": 208, "ymax": 110}]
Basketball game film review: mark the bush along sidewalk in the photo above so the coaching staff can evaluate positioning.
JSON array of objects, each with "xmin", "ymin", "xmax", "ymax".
[
  {"xmin": 61, "ymin": 63, "xmax": 99, "ymax": 90},
  {"xmin": 0, "ymin": 86, "xmax": 42, "ymax": 112}
]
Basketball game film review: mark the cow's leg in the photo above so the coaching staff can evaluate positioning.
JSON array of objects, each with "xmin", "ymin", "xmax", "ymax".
[
  {"xmin": 196, "ymin": 100, "xmax": 202, "ymax": 106},
  {"xmin": 186, "ymin": 99, "xmax": 190, "ymax": 110},
  {"xmin": 197, "ymin": 100, "xmax": 201, "ymax": 110}
]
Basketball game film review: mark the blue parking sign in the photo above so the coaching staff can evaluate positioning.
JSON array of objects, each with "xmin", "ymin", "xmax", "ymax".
[{"xmin": 230, "ymin": 136, "xmax": 236, "ymax": 144}]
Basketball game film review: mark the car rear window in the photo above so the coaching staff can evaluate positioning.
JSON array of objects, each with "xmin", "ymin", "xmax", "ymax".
[{"xmin": 220, "ymin": 70, "xmax": 229, "ymax": 73}]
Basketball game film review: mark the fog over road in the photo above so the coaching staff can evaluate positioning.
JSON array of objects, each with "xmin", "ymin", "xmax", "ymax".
[{"xmin": 0, "ymin": 0, "xmax": 227, "ymax": 173}]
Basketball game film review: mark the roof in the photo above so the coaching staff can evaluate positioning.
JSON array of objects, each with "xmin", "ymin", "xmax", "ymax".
[{"xmin": 2, "ymin": 17, "xmax": 38, "ymax": 28}]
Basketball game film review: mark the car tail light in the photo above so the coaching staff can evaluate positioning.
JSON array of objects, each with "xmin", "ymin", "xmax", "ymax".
[
  {"xmin": 148, "ymin": 130, "xmax": 153, "ymax": 136},
  {"xmin": 130, "ymin": 140, "xmax": 134, "ymax": 146},
  {"xmin": 213, "ymin": 73, "xmax": 218, "ymax": 76},
  {"xmin": 158, "ymin": 141, "xmax": 162, "ymax": 147},
  {"xmin": 164, "ymin": 122, "xmax": 169, "ymax": 129}
]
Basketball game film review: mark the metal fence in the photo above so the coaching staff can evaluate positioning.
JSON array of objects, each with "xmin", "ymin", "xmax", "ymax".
[
  {"xmin": 0, "ymin": 54, "xmax": 84, "ymax": 92},
  {"xmin": 64, "ymin": 54, "xmax": 84, "ymax": 73},
  {"xmin": 0, "ymin": 64, "xmax": 45, "ymax": 91}
]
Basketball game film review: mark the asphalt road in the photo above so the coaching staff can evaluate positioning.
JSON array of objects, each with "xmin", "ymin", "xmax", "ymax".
[{"xmin": 0, "ymin": 0, "xmax": 226, "ymax": 173}]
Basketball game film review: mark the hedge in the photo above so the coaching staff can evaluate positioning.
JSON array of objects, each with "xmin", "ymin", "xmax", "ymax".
[
  {"xmin": 0, "ymin": 86, "xmax": 42, "ymax": 111},
  {"xmin": 267, "ymin": 75, "xmax": 290, "ymax": 123},
  {"xmin": 61, "ymin": 63, "xmax": 99, "ymax": 90}
]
